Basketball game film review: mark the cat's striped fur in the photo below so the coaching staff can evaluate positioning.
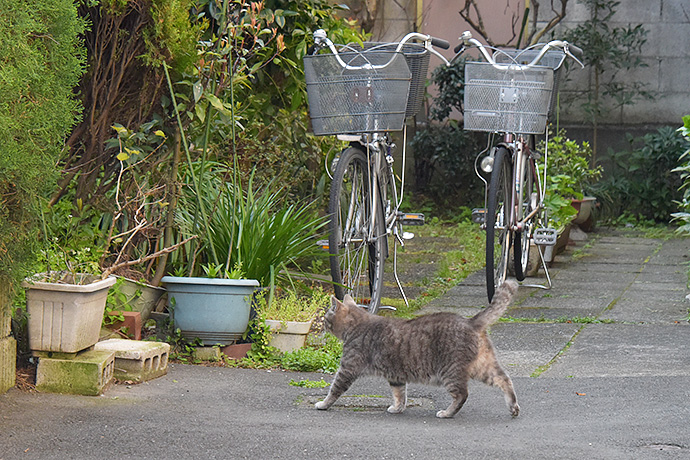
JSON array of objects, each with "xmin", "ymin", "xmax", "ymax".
[{"xmin": 316, "ymin": 279, "xmax": 520, "ymax": 418}]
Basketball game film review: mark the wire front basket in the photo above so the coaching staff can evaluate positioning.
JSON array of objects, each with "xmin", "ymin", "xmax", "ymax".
[
  {"xmin": 463, "ymin": 60, "xmax": 555, "ymax": 135},
  {"xmin": 351, "ymin": 43, "xmax": 430, "ymax": 118},
  {"xmin": 304, "ymin": 44, "xmax": 417, "ymax": 136},
  {"xmin": 494, "ymin": 49, "xmax": 566, "ymax": 118}
]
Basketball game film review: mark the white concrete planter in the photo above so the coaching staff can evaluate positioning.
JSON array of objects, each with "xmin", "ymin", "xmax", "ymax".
[
  {"xmin": 265, "ymin": 319, "xmax": 312, "ymax": 353},
  {"xmin": 113, "ymin": 277, "xmax": 166, "ymax": 322},
  {"xmin": 23, "ymin": 273, "xmax": 116, "ymax": 354}
]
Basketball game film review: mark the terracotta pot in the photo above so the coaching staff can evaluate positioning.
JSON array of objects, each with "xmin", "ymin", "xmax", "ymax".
[{"xmin": 571, "ymin": 196, "xmax": 597, "ymax": 226}]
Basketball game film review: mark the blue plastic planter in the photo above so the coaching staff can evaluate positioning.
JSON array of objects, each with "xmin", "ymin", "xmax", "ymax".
[{"xmin": 161, "ymin": 276, "xmax": 260, "ymax": 345}]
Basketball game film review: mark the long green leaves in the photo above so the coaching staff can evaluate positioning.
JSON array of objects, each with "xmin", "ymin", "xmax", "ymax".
[{"xmin": 175, "ymin": 162, "xmax": 327, "ymax": 286}]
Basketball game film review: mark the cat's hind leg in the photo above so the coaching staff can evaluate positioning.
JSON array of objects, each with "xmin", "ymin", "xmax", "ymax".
[
  {"xmin": 436, "ymin": 381, "xmax": 469, "ymax": 418},
  {"xmin": 476, "ymin": 360, "xmax": 520, "ymax": 416},
  {"xmin": 387, "ymin": 382, "xmax": 407, "ymax": 414},
  {"xmin": 315, "ymin": 368, "xmax": 358, "ymax": 410}
]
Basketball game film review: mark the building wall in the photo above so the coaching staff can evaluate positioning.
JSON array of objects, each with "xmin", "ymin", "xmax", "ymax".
[
  {"xmin": 543, "ymin": 0, "xmax": 689, "ymax": 127},
  {"xmin": 419, "ymin": 0, "xmax": 689, "ymax": 128}
]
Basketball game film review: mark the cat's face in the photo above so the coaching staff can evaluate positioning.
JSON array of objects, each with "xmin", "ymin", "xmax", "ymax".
[{"xmin": 324, "ymin": 295, "xmax": 358, "ymax": 339}]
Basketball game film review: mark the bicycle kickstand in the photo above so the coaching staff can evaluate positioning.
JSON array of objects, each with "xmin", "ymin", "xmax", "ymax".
[
  {"xmin": 392, "ymin": 236, "xmax": 409, "ymax": 309},
  {"xmin": 520, "ymin": 244, "xmax": 553, "ymax": 291}
]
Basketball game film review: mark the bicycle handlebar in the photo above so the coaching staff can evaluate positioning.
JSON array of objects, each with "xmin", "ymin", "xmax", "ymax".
[
  {"xmin": 311, "ymin": 30, "xmax": 451, "ymax": 69},
  {"xmin": 430, "ymin": 37, "xmax": 450, "ymax": 50},
  {"xmin": 454, "ymin": 30, "xmax": 584, "ymax": 69}
]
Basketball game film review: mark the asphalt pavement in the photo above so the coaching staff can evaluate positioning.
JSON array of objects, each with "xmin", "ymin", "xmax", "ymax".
[{"xmin": 1, "ymin": 227, "xmax": 689, "ymax": 459}]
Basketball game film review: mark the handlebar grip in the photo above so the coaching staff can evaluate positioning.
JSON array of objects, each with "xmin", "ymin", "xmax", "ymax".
[
  {"xmin": 431, "ymin": 37, "xmax": 450, "ymax": 50},
  {"xmin": 568, "ymin": 43, "xmax": 584, "ymax": 58},
  {"xmin": 453, "ymin": 43, "xmax": 464, "ymax": 54}
]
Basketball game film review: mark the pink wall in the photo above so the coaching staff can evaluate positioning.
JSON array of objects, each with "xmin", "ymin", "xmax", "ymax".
[{"xmin": 419, "ymin": 0, "xmax": 526, "ymax": 65}]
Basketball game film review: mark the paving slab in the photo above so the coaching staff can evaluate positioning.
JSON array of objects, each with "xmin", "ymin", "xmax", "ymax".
[
  {"xmin": 542, "ymin": 323, "xmax": 690, "ymax": 378},
  {"xmin": 489, "ymin": 323, "xmax": 582, "ymax": 377},
  {"xmin": 601, "ymin": 298, "xmax": 688, "ymax": 324}
]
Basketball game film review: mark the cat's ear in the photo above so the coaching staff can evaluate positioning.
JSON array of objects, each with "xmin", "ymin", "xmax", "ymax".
[
  {"xmin": 342, "ymin": 295, "xmax": 358, "ymax": 308},
  {"xmin": 330, "ymin": 295, "xmax": 342, "ymax": 311}
]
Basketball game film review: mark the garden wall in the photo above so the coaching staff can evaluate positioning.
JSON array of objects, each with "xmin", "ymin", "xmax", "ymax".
[{"xmin": 547, "ymin": 0, "xmax": 689, "ymax": 127}]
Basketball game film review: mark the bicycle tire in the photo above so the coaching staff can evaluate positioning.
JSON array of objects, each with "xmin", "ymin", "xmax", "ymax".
[
  {"xmin": 514, "ymin": 151, "xmax": 535, "ymax": 281},
  {"xmin": 486, "ymin": 146, "xmax": 512, "ymax": 302},
  {"xmin": 328, "ymin": 146, "xmax": 386, "ymax": 313}
]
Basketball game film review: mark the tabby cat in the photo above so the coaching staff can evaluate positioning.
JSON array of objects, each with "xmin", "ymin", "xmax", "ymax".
[{"xmin": 316, "ymin": 280, "xmax": 519, "ymax": 418}]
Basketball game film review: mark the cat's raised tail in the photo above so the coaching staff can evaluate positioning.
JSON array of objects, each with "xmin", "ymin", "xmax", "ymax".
[{"xmin": 470, "ymin": 279, "xmax": 519, "ymax": 330}]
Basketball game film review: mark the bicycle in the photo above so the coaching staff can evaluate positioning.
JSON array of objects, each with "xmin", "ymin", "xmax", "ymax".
[
  {"xmin": 304, "ymin": 30, "xmax": 450, "ymax": 313},
  {"xmin": 453, "ymin": 31, "xmax": 584, "ymax": 302}
]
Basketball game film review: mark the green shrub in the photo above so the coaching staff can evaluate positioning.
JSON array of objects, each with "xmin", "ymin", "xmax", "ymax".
[
  {"xmin": 538, "ymin": 129, "xmax": 602, "ymax": 230},
  {"xmin": 411, "ymin": 122, "xmax": 486, "ymax": 208},
  {"xmin": 0, "ymin": 1, "xmax": 86, "ymax": 285},
  {"xmin": 593, "ymin": 126, "xmax": 688, "ymax": 222},
  {"xmin": 671, "ymin": 115, "xmax": 690, "ymax": 235},
  {"xmin": 411, "ymin": 57, "xmax": 487, "ymax": 209},
  {"xmin": 280, "ymin": 333, "xmax": 341, "ymax": 373},
  {"xmin": 257, "ymin": 286, "xmax": 329, "ymax": 323}
]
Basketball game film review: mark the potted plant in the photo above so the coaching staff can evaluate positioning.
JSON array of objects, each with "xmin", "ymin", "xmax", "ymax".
[
  {"xmin": 22, "ymin": 272, "xmax": 116, "ymax": 355},
  {"xmin": 162, "ymin": 159, "xmax": 327, "ymax": 346},
  {"xmin": 539, "ymin": 129, "xmax": 602, "ymax": 260},
  {"xmin": 256, "ymin": 286, "xmax": 329, "ymax": 353},
  {"xmin": 21, "ymin": 202, "xmax": 118, "ymax": 354},
  {"xmin": 162, "ymin": 263, "xmax": 259, "ymax": 346}
]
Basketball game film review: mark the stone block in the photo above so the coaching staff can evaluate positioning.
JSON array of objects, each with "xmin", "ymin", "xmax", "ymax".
[
  {"xmin": 36, "ymin": 349, "xmax": 115, "ymax": 396},
  {"xmin": 94, "ymin": 339, "xmax": 170, "ymax": 383},
  {"xmin": 192, "ymin": 346, "xmax": 222, "ymax": 362},
  {"xmin": 0, "ymin": 336, "xmax": 16, "ymax": 394}
]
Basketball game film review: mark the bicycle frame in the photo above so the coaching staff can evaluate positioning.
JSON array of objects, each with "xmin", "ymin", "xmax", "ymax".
[{"xmin": 310, "ymin": 30, "xmax": 451, "ymax": 311}]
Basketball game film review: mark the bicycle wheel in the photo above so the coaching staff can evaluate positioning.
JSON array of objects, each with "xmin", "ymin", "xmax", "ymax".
[
  {"xmin": 486, "ymin": 146, "xmax": 512, "ymax": 302},
  {"xmin": 514, "ymin": 152, "xmax": 536, "ymax": 281},
  {"xmin": 328, "ymin": 146, "xmax": 385, "ymax": 313}
]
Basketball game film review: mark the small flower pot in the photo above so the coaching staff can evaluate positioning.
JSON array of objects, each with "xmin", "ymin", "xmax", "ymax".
[
  {"xmin": 265, "ymin": 319, "xmax": 313, "ymax": 353},
  {"xmin": 571, "ymin": 196, "xmax": 597, "ymax": 230}
]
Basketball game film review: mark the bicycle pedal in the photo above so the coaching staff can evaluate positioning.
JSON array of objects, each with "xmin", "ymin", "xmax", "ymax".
[
  {"xmin": 397, "ymin": 212, "xmax": 425, "ymax": 226},
  {"xmin": 534, "ymin": 228, "xmax": 558, "ymax": 246},
  {"xmin": 316, "ymin": 239, "xmax": 330, "ymax": 251},
  {"xmin": 472, "ymin": 208, "xmax": 486, "ymax": 224}
]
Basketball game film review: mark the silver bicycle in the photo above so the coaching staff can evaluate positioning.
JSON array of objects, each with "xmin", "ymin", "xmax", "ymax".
[
  {"xmin": 453, "ymin": 31, "xmax": 584, "ymax": 301},
  {"xmin": 304, "ymin": 30, "xmax": 449, "ymax": 313}
]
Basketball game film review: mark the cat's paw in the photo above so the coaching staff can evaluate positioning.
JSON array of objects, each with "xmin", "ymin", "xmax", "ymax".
[
  {"xmin": 435, "ymin": 410, "xmax": 454, "ymax": 419},
  {"xmin": 387, "ymin": 404, "xmax": 405, "ymax": 414},
  {"xmin": 315, "ymin": 400, "xmax": 329, "ymax": 410},
  {"xmin": 510, "ymin": 403, "xmax": 520, "ymax": 417}
]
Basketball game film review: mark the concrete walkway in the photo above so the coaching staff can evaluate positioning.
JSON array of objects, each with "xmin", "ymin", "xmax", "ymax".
[{"xmin": 1, "ymin": 229, "xmax": 689, "ymax": 459}]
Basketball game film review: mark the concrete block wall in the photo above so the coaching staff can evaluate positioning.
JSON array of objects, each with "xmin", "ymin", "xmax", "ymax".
[{"xmin": 542, "ymin": 0, "xmax": 690, "ymax": 127}]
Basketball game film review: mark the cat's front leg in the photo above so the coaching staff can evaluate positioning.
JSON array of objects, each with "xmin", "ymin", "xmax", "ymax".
[
  {"xmin": 315, "ymin": 369, "xmax": 357, "ymax": 411},
  {"xmin": 387, "ymin": 382, "xmax": 407, "ymax": 414}
]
